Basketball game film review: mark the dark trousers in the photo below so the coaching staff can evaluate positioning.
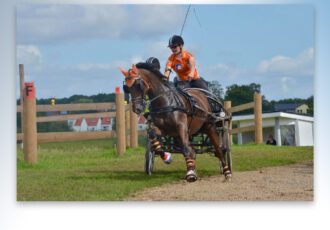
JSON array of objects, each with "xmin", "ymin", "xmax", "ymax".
[{"xmin": 175, "ymin": 77, "xmax": 209, "ymax": 91}]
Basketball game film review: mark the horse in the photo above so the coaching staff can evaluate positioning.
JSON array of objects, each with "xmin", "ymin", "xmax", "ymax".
[{"xmin": 120, "ymin": 63, "xmax": 232, "ymax": 182}]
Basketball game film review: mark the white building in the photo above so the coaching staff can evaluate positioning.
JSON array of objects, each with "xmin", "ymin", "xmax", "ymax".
[
  {"xmin": 72, "ymin": 118, "xmax": 88, "ymax": 132},
  {"xmin": 138, "ymin": 115, "xmax": 148, "ymax": 130},
  {"xmin": 232, "ymin": 112, "xmax": 314, "ymax": 146},
  {"xmin": 69, "ymin": 117, "xmax": 112, "ymax": 132}
]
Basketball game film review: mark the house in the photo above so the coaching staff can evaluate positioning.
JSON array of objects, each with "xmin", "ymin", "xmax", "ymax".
[
  {"xmin": 72, "ymin": 118, "xmax": 88, "ymax": 132},
  {"xmin": 274, "ymin": 103, "xmax": 309, "ymax": 114},
  {"xmin": 69, "ymin": 117, "xmax": 112, "ymax": 132},
  {"xmin": 137, "ymin": 115, "xmax": 147, "ymax": 130},
  {"xmin": 85, "ymin": 118, "xmax": 101, "ymax": 131},
  {"xmin": 232, "ymin": 112, "xmax": 314, "ymax": 146},
  {"xmin": 101, "ymin": 117, "xmax": 112, "ymax": 131}
]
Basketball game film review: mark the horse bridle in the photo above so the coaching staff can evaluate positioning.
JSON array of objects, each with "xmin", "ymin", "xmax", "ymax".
[{"xmin": 123, "ymin": 71, "xmax": 151, "ymax": 108}]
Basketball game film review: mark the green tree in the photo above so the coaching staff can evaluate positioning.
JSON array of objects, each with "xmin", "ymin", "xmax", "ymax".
[
  {"xmin": 306, "ymin": 95, "xmax": 314, "ymax": 115},
  {"xmin": 207, "ymin": 80, "xmax": 224, "ymax": 101},
  {"xmin": 224, "ymin": 83, "xmax": 261, "ymax": 115}
]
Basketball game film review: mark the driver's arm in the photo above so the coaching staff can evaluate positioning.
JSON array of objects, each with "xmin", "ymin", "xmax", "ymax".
[
  {"xmin": 187, "ymin": 56, "xmax": 195, "ymax": 80},
  {"xmin": 164, "ymin": 67, "xmax": 171, "ymax": 81}
]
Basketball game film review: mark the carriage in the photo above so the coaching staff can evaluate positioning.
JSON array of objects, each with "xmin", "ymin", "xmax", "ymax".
[{"xmin": 144, "ymin": 91, "xmax": 232, "ymax": 176}]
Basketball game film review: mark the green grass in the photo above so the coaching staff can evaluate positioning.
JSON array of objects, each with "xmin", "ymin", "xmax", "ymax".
[{"xmin": 17, "ymin": 139, "xmax": 313, "ymax": 201}]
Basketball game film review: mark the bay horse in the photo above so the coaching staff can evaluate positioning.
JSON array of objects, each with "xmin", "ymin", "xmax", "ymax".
[{"xmin": 120, "ymin": 63, "xmax": 232, "ymax": 182}]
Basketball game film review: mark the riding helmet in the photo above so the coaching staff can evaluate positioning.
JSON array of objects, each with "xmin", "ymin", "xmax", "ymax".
[
  {"xmin": 168, "ymin": 35, "xmax": 184, "ymax": 47},
  {"xmin": 146, "ymin": 57, "xmax": 160, "ymax": 70}
]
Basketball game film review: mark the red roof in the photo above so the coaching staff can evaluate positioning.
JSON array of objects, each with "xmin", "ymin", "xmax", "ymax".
[
  {"xmin": 138, "ymin": 115, "xmax": 146, "ymax": 124},
  {"xmin": 74, "ymin": 119, "xmax": 83, "ymax": 126},
  {"xmin": 101, "ymin": 117, "xmax": 111, "ymax": 125},
  {"xmin": 85, "ymin": 118, "xmax": 99, "ymax": 126}
]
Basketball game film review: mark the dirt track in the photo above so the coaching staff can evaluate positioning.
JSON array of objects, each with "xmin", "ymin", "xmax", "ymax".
[{"xmin": 125, "ymin": 161, "xmax": 313, "ymax": 201}]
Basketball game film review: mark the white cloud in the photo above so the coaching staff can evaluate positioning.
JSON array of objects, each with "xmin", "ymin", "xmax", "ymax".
[
  {"xmin": 17, "ymin": 45, "xmax": 42, "ymax": 65},
  {"xmin": 130, "ymin": 55, "xmax": 144, "ymax": 64},
  {"xmin": 281, "ymin": 76, "xmax": 292, "ymax": 92},
  {"xmin": 256, "ymin": 47, "xmax": 314, "ymax": 76},
  {"xmin": 17, "ymin": 5, "xmax": 185, "ymax": 44}
]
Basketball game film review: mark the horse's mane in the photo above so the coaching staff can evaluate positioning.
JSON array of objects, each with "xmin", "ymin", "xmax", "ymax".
[{"xmin": 135, "ymin": 62, "xmax": 172, "ymax": 88}]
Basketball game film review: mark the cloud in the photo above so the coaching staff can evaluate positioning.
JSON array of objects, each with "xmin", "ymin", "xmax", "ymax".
[
  {"xmin": 256, "ymin": 47, "xmax": 314, "ymax": 76},
  {"xmin": 197, "ymin": 48, "xmax": 314, "ymax": 100},
  {"xmin": 17, "ymin": 45, "xmax": 42, "ymax": 65},
  {"xmin": 280, "ymin": 76, "xmax": 292, "ymax": 92},
  {"xmin": 17, "ymin": 5, "xmax": 185, "ymax": 44}
]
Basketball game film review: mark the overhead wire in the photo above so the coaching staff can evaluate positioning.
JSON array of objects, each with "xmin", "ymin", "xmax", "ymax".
[{"xmin": 180, "ymin": 4, "xmax": 192, "ymax": 36}]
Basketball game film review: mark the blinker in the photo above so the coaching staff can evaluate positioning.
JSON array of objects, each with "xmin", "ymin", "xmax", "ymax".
[{"xmin": 123, "ymin": 85, "xmax": 130, "ymax": 94}]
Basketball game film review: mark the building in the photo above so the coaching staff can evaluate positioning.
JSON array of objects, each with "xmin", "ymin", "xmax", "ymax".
[
  {"xmin": 72, "ymin": 118, "xmax": 88, "ymax": 132},
  {"xmin": 101, "ymin": 117, "xmax": 112, "ymax": 131},
  {"xmin": 69, "ymin": 117, "xmax": 112, "ymax": 132},
  {"xmin": 274, "ymin": 103, "xmax": 309, "ymax": 114},
  {"xmin": 137, "ymin": 115, "xmax": 147, "ymax": 130},
  {"xmin": 232, "ymin": 112, "xmax": 314, "ymax": 146},
  {"xmin": 85, "ymin": 118, "xmax": 101, "ymax": 131}
]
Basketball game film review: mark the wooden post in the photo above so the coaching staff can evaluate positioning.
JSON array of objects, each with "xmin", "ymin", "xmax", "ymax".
[
  {"xmin": 224, "ymin": 101, "xmax": 232, "ymax": 145},
  {"xmin": 115, "ymin": 89, "xmax": 125, "ymax": 154},
  {"xmin": 125, "ymin": 104, "xmax": 130, "ymax": 147},
  {"xmin": 19, "ymin": 64, "xmax": 25, "ymax": 146},
  {"xmin": 254, "ymin": 93, "xmax": 263, "ymax": 144},
  {"xmin": 130, "ymin": 103, "xmax": 138, "ymax": 148},
  {"xmin": 23, "ymin": 82, "xmax": 37, "ymax": 164}
]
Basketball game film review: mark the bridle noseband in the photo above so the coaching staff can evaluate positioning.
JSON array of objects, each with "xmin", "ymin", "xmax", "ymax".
[{"xmin": 123, "ymin": 71, "xmax": 150, "ymax": 109}]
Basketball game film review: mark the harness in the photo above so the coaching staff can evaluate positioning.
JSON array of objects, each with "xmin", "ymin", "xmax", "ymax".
[{"xmin": 148, "ymin": 86, "xmax": 214, "ymax": 134}]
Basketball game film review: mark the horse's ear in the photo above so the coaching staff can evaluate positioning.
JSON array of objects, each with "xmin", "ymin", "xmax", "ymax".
[
  {"xmin": 119, "ymin": 67, "xmax": 129, "ymax": 77},
  {"xmin": 131, "ymin": 64, "xmax": 139, "ymax": 76}
]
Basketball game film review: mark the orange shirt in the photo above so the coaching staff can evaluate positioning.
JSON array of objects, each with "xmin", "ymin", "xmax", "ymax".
[{"xmin": 166, "ymin": 49, "xmax": 200, "ymax": 81}]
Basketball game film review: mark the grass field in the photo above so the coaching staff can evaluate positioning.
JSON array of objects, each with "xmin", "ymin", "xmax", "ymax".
[{"xmin": 17, "ymin": 138, "xmax": 313, "ymax": 201}]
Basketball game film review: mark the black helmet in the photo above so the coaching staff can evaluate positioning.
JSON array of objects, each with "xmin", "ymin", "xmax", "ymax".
[
  {"xmin": 146, "ymin": 57, "xmax": 160, "ymax": 70},
  {"xmin": 168, "ymin": 35, "xmax": 184, "ymax": 47}
]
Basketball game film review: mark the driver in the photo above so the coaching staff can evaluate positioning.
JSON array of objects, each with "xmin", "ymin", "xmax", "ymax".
[{"xmin": 164, "ymin": 35, "xmax": 208, "ymax": 91}]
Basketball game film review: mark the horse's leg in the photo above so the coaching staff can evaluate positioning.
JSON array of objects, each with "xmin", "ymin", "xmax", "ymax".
[
  {"xmin": 148, "ymin": 127, "xmax": 172, "ymax": 164},
  {"xmin": 205, "ymin": 124, "xmax": 232, "ymax": 180},
  {"xmin": 177, "ymin": 122, "xmax": 197, "ymax": 182}
]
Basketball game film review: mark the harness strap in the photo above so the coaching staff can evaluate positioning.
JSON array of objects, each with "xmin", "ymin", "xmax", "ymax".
[{"xmin": 149, "ymin": 106, "xmax": 188, "ymax": 114}]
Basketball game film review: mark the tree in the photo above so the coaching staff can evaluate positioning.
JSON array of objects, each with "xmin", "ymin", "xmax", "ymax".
[
  {"xmin": 207, "ymin": 80, "xmax": 224, "ymax": 101},
  {"xmin": 225, "ymin": 83, "xmax": 260, "ymax": 105},
  {"xmin": 224, "ymin": 83, "xmax": 261, "ymax": 114},
  {"xmin": 306, "ymin": 95, "xmax": 314, "ymax": 115}
]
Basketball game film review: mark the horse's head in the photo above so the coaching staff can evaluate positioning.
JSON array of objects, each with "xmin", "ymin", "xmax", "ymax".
[{"xmin": 120, "ymin": 64, "xmax": 150, "ymax": 114}]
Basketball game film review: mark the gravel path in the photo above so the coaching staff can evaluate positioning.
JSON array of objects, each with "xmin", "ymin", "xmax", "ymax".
[{"xmin": 125, "ymin": 161, "xmax": 313, "ymax": 201}]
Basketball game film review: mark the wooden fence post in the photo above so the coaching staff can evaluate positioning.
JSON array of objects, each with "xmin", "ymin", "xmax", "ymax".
[
  {"xmin": 254, "ymin": 93, "xmax": 263, "ymax": 144},
  {"xmin": 224, "ymin": 100, "xmax": 232, "ymax": 145},
  {"xmin": 19, "ymin": 64, "xmax": 25, "ymax": 149},
  {"xmin": 115, "ymin": 89, "xmax": 125, "ymax": 154},
  {"xmin": 23, "ymin": 82, "xmax": 37, "ymax": 164},
  {"xmin": 130, "ymin": 103, "xmax": 138, "ymax": 148},
  {"xmin": 125, "ymin": 103, "xmax": 131, "ymax": 147}
]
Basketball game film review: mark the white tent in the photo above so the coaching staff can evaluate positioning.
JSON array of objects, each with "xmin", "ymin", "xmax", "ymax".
[{"xmin": 232, "ymin": 112, "xmax": 314, "ymax": 146}]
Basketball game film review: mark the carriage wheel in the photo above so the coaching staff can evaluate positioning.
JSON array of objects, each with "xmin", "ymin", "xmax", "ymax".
[
  {"xmin": 144, "ymin": 138, "xmax": 155, "ymax": 175},
  {"xmin": 219, "ymin": 121, "xmax": 232, "ymax": 174}
]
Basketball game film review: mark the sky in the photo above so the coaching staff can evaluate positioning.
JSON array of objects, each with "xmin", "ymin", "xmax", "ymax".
[{"xmin": 16, "ymin": 4, "xmax": 314, "ymax": 101}]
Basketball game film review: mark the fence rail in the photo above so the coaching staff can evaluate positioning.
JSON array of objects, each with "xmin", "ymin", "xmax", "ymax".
[
  {"xmin": 36, "ymin": 112, "xmax": 116, "ymax": 123},
  {"xmin": 228, "ymin": 102, "xmax": 255, "ymax": 113},
  {"xmin": 17, "ymin": 131, "xmax": 115, "ymax": 143},
  {"xmin": 17, "ymin": 102, "xmax": 115, "ymax": 113}
]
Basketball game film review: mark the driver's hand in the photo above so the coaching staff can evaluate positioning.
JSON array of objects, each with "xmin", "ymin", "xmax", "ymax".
[{"xmin": 162, "ymin": 76, "xmax": 169, "ymax": 82}]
